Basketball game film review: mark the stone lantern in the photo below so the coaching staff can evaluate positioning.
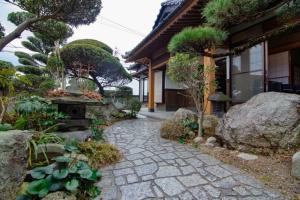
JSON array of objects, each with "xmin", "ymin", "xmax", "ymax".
[{"xmin": 208, "ymin": 92, "xmax": 231, "ymax": 118}]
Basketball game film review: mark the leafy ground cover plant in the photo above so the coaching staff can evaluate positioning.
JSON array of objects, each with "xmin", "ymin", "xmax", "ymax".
[{"xmin": 17, "ymin": 156, "xmax": 101, "ymax": 200}]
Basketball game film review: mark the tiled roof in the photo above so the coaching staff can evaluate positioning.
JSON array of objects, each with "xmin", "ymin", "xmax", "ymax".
[
  {"xmin": 153, "ymin": 0, "xmax": 185, "ymax": 30},
  {"xmin": 162, "ymin": 0, "xmax": 184, "ymax": 6}
]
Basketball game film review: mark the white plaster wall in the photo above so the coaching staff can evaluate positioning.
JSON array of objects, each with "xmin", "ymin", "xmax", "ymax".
[{"xmin": 154, "ymin": 71, "xmax": 163, "ymax": 103}]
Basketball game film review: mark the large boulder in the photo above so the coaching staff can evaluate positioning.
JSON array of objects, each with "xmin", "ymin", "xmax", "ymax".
[
  {"xmin": 0, "ymin": 130, "xmax": 32, "ymax": 200},
  {"xmin": 216, "ymin": 92, "xmax": 300, "ymax": 153},
  {"xmin": 292, "ymin": 151, "xmax": 300, "ymax": 179},
  {"xmin": 173, "ymin": 108, "xmax": 198, "ymax": 122}
]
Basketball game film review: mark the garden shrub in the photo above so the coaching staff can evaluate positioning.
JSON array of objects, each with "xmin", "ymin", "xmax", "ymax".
[
  {"xmin": 0, "ymin": 123, "xmax": 13, "ymax": 131},
  {"xmin": 160, "ymin": 119, "xmax": 185, "ymax": 140},
  {"xmin": 128, "ymin": 98, "xmax": 142, "ymax": 118},
  {"xmin": 79, "ymin": 141, "xmax": 123, "ymax": 168},
  {"xmin": 14, "ymin": 96, "xmax": 68, "ymax": 131}
]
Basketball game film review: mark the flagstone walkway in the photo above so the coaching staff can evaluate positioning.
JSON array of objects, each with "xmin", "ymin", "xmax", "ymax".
[{"xmin": 96, "ymin": 118, "xmax": 287, "ymax": 200}]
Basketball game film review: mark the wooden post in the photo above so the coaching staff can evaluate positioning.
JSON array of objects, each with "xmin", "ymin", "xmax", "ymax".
[
  {"xmin": 148, "ymin": 60, "xmax": 155, "ymax": 112},
  {"xmin": 204, "ymin": 50, "xmax": 216, "ymax": 115}
]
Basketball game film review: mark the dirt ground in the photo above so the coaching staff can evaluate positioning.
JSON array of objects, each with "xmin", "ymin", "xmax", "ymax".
[{"xmin": 197, "ymin": 145, "xmax": 300, "ymax": 200}]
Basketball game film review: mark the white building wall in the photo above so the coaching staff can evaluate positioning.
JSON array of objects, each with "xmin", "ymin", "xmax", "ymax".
[{"xmin": 154, "ymin": 71, "xmax": 163, "ymax": 103}]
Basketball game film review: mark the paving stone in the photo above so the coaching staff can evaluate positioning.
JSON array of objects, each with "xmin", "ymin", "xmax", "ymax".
[
  {"xmin": 189, "ymin": 187, "xmax": 209, "ymax": 200},
  {"xmin": 205, "ymin": 165, "xmax": 232, "ymax": 178},
  {"xmin": 120, "ymin": 182, "xmax": 155, "ymax": 200},
  {"xmin": 127, "ymin": 174, "xmax": 138, "ymax": 183},
  {"xmin": 127, "ymin": 153, "xmax": 144, "ymax": 161},
  {"xmin": 128, "ymin": 147, "xmax": 144, "ymax": 154},
  {"xmin": 176, "ymin": 158, "xmax": 187, "ymax": 166},
  {"xmin": 115, "ymin": 176, "xmax": 126, "ymax": 186},
  {"xmin": 179, "ymin": 191, "xmax": 195, "ymax": 200},
  {"xmin": 176, "ymin": 151, "xmax": 194, "ymax": 159},
  {"xmin": 142, "ymin": 151, "xmax": 154, "ymax": 157},
  {"xmin": 222, "ymin": 197, "xmax": 237, "ymax": 200},
  {"xmin": 113, "ymin": 168, "xmax": 134, "ymax": 176},
  {"xmin": 180, "ymin": 166, "xmax": 196, "ymax": 175},
  {"xmin": 156, "ymin": 166, "xmax": 181, "ymax": 177},
  {"xmin": 186, "ymin": 157, "xmax": 203, "ymax": 168},
  {"xmin": 143, "ymin": 157, "xmax": 154, "ymax": 163},
  {"xmin": 135, "ymin": 163, "xmax": 158, "ymax": 176},
  {"xmin": 203, "ymin": 185, "xmax": 221, "ymax": 198},
  {"xmin": 233, "ymin": 175, "xmax": 263, "ymax": 189},
  {"xmin": 178, "ymin": 174, "xmax": 208, "ymax": 187},
  {"xmin": 101, "ymin": 186, "xmax": 118, "ymax": 200},
  {"xmin": 196, "ymin": 154, "xmax": 221, "ymax": 165},
  {"xmin": 153, "ymin": 186, "xmax": 164, "ymax": 198},
  {"xmin": 212, "ymin": 177, "xmax": 238, "ymax": 189},
  {"xmin": 159, "ymin": 152, "xmax": 178, "ymax": 160},
  {"xmin": 154, "ymin": 177, "xmax": 185, "ymax": 196},
  {"xmin": 133, "ymin": 159, "xmax": 144, "ymax": 166},
  {"xmin": 233, "ymin": 186, "xmax": 251, "ymax": 196},
  {"xmin": 114, "ymin": 161, "xmax": 134, "ymax": 169},
  {"xmin": 142, "ymin": 175, "xmax": 155, "ymax": 181}
]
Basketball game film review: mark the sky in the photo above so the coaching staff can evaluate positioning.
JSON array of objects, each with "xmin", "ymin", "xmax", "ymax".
[{"xmin": 0, "ymin": 0, "xmax": 165, "ymax": 94}]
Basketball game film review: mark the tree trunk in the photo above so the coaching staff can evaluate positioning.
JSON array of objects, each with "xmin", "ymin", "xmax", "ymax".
[
  {"xmin": 0, "ymin": 17, "xmax": 41, "ymax": 52},
  {"xmin": 91, "ymin": 74, "xmax": 104, "ymax": 95},
  {"xmin": 197, "ymin": 111, "xmax": 204, "ymax": 137},
  {"xmin": 0, "ymin": 98, "xmax": 6, "ymax": 124}
]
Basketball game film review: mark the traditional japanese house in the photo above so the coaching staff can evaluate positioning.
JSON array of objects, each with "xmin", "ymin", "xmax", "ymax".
[{"xmin": 126, "ymin": 0, "xmax": 300, "ymax": 114}]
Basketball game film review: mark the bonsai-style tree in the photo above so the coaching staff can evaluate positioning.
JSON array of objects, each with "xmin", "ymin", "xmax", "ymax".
[
  {"xmin": 167, "ymin": 53, "xmax": 215, "ymax": 139},
  {"xmin": 61, "ymin": 39, "xmax": 132, "ymax": 95},
  {"xmin": 15, "ymin": 23, "xmax": 73, "ymax": 67},
  {"xmin": 0, "ymin": 0, "xmax": 102, "ymax": 51}
]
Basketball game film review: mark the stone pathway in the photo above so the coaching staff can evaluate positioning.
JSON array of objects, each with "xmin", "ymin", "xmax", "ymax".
[{"xmin": 96, "ymin": 118, "xmax": 287, "ymax": 200}]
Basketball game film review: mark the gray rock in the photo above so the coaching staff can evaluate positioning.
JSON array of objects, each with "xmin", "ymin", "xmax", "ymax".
[
  {"xmin": 173, "ymin": 108, "xmax": 198, "ymax": 122},
  {"xmin": 42, "ymin": 191, "xmax": 76, "ymax": 200},
  {"xmin": 292, "ymin": 151, "xmax": 300, "ymax": 179},
  {"xmin": 217, "ymin": 92, "xmax": 300, "ymax": 153},
  {"xmin": 237, "ymin": 153, "xmax": 258, "ymax": 161},
  {"xmin": 37, "ymin": 143, "xmax": 65, "ymax": 155},
  {"xmin": 0, "ymin": 130, "xmax": 32, "ymax": 200}
]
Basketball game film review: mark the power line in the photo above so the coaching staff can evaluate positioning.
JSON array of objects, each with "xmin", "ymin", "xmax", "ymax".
[
  {"xmin": 99, "ymin": 15, "xmax": 146, "ymax": 37},
  {"xmin": 98, "ymin": 22, "xmax": 145, "ymax": 38}
]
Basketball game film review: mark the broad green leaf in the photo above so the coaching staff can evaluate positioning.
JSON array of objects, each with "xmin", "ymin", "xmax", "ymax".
[
  {"xmin": 65, "ymin": 179, "xmax": 79, "ymax": 191},
  {"xmin": 53, "ymin": 169, "xmax": 69, "ymax": 179},
  {"xmin": 68, "ymin": 165, "xmax": 78, "ymax": 174},
  {"xmin": 31, "ymin": 165, "xmax": 53, "ymax": 179},
  {"xmin": 27, "ymin": 179, "xmax": 49, "ymax": 197},
  {"xmin": 76, "ymin": 161, "xmax": 90, "ymax": 170},
  {"xmin": 78, "ymin": 169, "xmax": 93, "ymax": 179}
]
